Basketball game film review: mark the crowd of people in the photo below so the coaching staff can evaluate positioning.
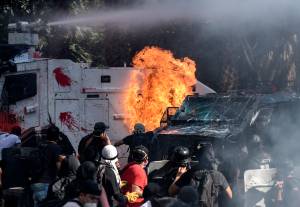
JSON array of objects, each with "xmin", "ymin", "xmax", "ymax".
[{"xmin": 0, "ymin": 122, "xmax": 298, "ymax": 207}]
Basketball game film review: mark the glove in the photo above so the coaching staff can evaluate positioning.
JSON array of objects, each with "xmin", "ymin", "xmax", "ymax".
[
  {"xmin": 120, "ymin": 180, "xmax": 127, "ymax": 188},
  {"xmin": 125, "ymin": 192, "xmax": 139, "ymax": 203}
]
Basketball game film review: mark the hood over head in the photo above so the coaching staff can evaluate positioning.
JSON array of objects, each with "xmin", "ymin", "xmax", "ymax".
[
  {"xmin": 77, "ymin": 161, "xmax": 97, "ymax": 181},
  {"xmin": 59, "ymin": 155, "xmax": 80, "ymax": 178}
]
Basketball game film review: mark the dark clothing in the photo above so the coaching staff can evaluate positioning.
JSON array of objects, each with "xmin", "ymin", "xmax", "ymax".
[
  {"xmin": 123, "ymin": 132, "xmax": 153, "ymax": 162},
  {"xmin": 58, "ymin": 155, "xmax": 80, "ymax": 178},
  {"xmin": 123, "ymin": 132, "xmax": 153, "ymax": 150},
  {"xmin": 39, "ymin": 142, "xmax": 62, "ymax": 183},
  {"xmin": 101, "ymin": 165, "xmax": 127, "ymax": 206},
  {"xmin": 76, "ymin": 161, "xmax": 97, "ymax": 180},
  {"xmin": 64, "ymin": 179, "xmax": 81, "ymax": 200},
  {"xmin": 47, "ymin": 155, "xmax": 80, "ymax": 200},
  {"xmin": 78, "ymin": 134, "xmax": 92, "ymax": 161},
  {"xmin": 65, "ymin": 161, "xmax": 97, "ymax": 199},
  {"xmin": 148, "ymin": 161, "xmax": 180, "ymax": 197},
  {"xmin": 194, "ymin": 144, "xmax": 218, "ymax": 170},
  {"xmin": 78, "ymin": 134, "xmax": 109, "ymax": 163},
  {"xmin": 175, "ymin": 168, "xmax": 229, "ymax": 207}
]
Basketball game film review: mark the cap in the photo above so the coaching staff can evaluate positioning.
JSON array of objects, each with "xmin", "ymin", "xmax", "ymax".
[
  {"xmin": 80, "ymin": 180, "xmax": 101, "ymax": 195},
  {"xmin": 93, "ymin": 122, "xmax": 109, "ymax": 134}
]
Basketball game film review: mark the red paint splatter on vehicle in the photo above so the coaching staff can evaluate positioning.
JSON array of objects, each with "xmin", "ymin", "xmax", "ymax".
[
  {"xmin": 59, "ymin": 112, "xmax": 79, "ymax": 130},
  {"xmin": 0, "ymin": 112, "xmax": 19, "ymax": 132},
  {"xmin": 33, "ymin": 51, "xmax": 42, "ymax": 59},
  {"xmin": 53, "ymin": 67, "xmax": 72, "ymax": 87}
]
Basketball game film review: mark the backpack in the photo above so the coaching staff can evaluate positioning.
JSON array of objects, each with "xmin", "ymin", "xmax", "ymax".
[
  {"xmin": 190, "ymin": 170, "xmax": 216, "ymax": 207},
  {"xmin": 78, "ymin": 134, "xmax": 93, "ymax": 162},
  {"xmin": 48, "ymin": 177, "xmax": 74, "ymax": 200},
  {"xmin": 78, "ymin": 134, "xmax": 102, "ymax": 163}
]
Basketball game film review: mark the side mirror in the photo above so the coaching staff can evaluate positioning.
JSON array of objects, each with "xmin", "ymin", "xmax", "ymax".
[
  {"xmin": 167, "ymin": 107, "xmax": 178, "ymax": 117},
  {"xmin": 160, "ymin": 107, "xmax": 179, "ymax": 128}
]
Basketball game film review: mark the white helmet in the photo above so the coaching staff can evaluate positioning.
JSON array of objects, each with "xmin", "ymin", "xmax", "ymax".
[{"xmin": 101, "ymin": 145, "xmax": 118, "ymax": 160}]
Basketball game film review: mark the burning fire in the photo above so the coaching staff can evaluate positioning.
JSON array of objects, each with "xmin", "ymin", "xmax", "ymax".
[{"xmin": 123, "ymin": 46, "xmax": 197, "ymax": 131}]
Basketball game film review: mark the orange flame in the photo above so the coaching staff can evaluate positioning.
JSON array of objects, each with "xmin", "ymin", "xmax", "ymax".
[{"xmin": 123, "ymin": 46, "xmax": 197, "ymax": 131}]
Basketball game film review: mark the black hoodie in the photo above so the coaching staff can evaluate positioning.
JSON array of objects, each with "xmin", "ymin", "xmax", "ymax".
[{"xmin": 46, "ymin": 155, "xmax": 80, "ymax": 200}]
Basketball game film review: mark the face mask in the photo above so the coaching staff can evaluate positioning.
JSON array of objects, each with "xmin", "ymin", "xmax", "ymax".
[{"xmin": 84, "ymin": 203, "xmax": 97, "ymax": 207}]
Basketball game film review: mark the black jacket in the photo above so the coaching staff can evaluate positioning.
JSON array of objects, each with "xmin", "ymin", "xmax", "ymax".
[{"xmin": 101, "ymin": 165, "xmax": 127, "ymax": 206}]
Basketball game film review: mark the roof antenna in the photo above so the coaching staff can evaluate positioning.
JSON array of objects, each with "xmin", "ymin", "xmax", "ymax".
[{"xmin": 48, "ymin": 113, "xmax": 54, "ymax": 125}]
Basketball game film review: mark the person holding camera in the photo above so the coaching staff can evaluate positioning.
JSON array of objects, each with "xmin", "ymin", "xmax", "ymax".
[{"xmin": 148, "ymin": 146, "xmax": 191, "ymax": 197}]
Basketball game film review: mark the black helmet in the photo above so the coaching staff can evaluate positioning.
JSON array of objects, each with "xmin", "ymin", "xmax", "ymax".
[
  {"xmin": 131, "ymin": 145, "xmax": 149, "ymax": 163},
  {"xmin": 171, "ymin": 146, "xmax": 190, "ymax": 166}
]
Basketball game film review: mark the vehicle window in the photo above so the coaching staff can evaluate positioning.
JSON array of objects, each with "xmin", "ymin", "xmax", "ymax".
[
  {"xmin": 251, "ymin": 107, "xmax": 273, "ymax": 127},
  {"xmin": 172, "ymin": 96, "xmax": 255, "ymax": 122},
  {"xmin": 1, "ymin": 73, "xmax": 37, "ymax": 104}
]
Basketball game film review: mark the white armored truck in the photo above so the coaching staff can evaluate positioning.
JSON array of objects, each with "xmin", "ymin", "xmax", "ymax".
[{"xmin": 0, "ymin": 21, "xmax": 215, "ymax": 150}]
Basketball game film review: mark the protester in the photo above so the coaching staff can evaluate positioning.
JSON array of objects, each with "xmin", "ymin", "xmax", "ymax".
[
  {"xmin": 64, "ymin": 161, "xmax": 110, "ymax": 207},
  {"xmin": 65, "ymin": 161, "xmax": 98, "ymax": 199},
  {"xmin": 149, "ymin": 146, "xmax": 191, "ymax": 196},
  {"xmin": 121, "ymin": 145, "xmax": 149, "ymax": 207},
  {"xmin": 194, "ymin": 143, "xmax": 219, "ymax": 170},
  {"xmin": 78, "ymin": 122, "xmax": 111, "ymax": 163},
  {"xmin": 30, "ymin": 125, "xmax": 63, "ymax": 207},
  {"xmin": 63, "ymin": 180, "xmax": 101, "ymax": 207},
  {"xmin": 269, "ymin": 159, "xmax": 300, "ymax": 207},
  {"xmin": 169, "ymin": 163, "xmax": 233, "ymax": 207},
  {"xmin": 99, "ymin": 145, "xmax": 127, "ymax": 206},
  {"xmin": 114, "ymin": 123, "xmax": 153, "ymax": 162},
  {"xmin": 46, "ymin": 155, "xmax": 80, "ymax": 201}
]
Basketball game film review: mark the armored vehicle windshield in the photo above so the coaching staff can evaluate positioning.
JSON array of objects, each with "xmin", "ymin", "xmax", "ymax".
[{"xmin": 171, "ymin": 95, "xmax": 255, "ymax": 123}]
